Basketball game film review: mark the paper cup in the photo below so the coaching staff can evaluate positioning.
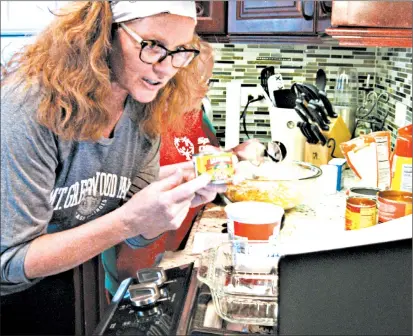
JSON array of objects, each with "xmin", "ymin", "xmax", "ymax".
[{"xmin": 225, "ymin": 201, "xmax": 285, "ymax": 241}]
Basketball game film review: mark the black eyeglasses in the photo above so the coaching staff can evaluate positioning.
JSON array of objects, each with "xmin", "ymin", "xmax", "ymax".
[{"xmin": 120, "ymin": 23, "xmax": 200, "ymax": 68}]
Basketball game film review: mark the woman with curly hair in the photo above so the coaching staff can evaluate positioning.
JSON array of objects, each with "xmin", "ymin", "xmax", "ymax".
[{"xmin": 0, "ymin": 1, "xmax": 225, "ymax": 334}]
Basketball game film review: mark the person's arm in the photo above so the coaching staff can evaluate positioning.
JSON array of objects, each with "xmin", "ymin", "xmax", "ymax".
[
  {"xmin": 1, "ymin": 87, "xmax": 219, "ymax": 294},
  {"xmin": 0, "ymin": 88, "xmax": 129, "ymax": 289}
]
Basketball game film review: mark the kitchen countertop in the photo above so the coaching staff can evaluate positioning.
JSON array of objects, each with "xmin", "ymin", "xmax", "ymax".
[{"xmin": 159, "ymin": 168, "xmax": 363, "ymax": 269}]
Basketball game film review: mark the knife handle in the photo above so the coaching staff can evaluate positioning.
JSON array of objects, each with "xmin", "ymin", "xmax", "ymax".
[
  {"xmin": 310, "ymin": 124, "xmax": 327, "ymax": 146},
  {"xmin": 319, "ymin": 92, "xmax": 338, "ymax": 118},
  {"xmin": 307, "ymin": 104, "xmax": 330, "ymax": 131},
  {"xmin": 294, "ymin": 106, "xmax": 309, "ymax": 123},
  {"xmin": 312, "ymin": 99, "xmax": 331, "ymax": 125}
]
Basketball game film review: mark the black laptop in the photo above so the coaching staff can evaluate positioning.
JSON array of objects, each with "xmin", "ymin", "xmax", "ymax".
[{"xmin": 277, "ymin": 238, "xmax": 412, "ymax": 335}]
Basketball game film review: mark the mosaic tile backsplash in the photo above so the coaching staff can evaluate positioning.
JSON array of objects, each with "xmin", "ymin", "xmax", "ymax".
[{"xmin": 207, "ymin": 43, "xmax": 412, "ymax": 146}]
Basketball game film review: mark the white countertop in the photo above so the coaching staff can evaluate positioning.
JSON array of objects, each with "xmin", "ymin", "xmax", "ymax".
[{"xmin": 158, "ymin": 169, "xmax": 412, "ymax": 269}]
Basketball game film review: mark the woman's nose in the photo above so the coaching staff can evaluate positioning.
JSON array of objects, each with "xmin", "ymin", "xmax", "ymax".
[{"xmin": 153, "ymin": 56, "xmax": 177, "ymax": 78}]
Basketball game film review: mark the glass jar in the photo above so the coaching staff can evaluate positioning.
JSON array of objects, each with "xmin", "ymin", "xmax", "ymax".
[{"xmin": 334, "ymin": 68, "xmax": 359, "ymax": 134}]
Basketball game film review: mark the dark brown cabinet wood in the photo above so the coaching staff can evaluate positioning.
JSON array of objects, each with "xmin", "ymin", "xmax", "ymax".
[
  {"xmin": 326, "ymin": 1, "xmax": 412, "ymax": 47},
  {"xmin": 195, "ymin": 1, "xmax": 226, "ymax": 34},
  {"xmin": 227, "ymin": 0, "xmax": 331, "ymax": 44}
]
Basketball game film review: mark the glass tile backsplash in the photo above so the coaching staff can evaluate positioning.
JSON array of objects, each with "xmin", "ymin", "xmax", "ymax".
[{"xmin": 207, "ymin": 43, "xmax": 412, "ymax": 146}]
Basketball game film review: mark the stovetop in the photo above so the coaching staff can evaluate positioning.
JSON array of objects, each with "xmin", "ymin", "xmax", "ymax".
[
  {"xmin": 94, "ymin": 263, "xmax": 275, "ymax": 336},
  {"xmin": 93, "ymin": 264, "xmax": 195, "ymax": 336}
]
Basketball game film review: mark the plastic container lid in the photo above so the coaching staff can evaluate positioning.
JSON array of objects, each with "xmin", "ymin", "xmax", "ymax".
[{"xmin": 225, "ymin": 201, "xmax": 284, "ymax": 224}]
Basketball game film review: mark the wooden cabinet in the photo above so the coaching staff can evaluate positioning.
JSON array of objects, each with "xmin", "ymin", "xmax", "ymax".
[
  {"xmin": 326, "ymin": 1, "xmax": 412, "ymax": 47},
  {"xmin": 227, "ymin": 0, "xmax": 331, "ymax": 43},
  {"xmin": 195, "ymin": 1, "xmax": 226, "ymax": 34}
]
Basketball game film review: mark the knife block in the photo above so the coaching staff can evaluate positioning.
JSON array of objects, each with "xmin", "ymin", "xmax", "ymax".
[
  {"xmin": 304, "ymin": 116, "xmax": 351, "ymax": 167},
  {"xmin": 304, "ymin": 142, "xmax": 332, "ymax": 167}
]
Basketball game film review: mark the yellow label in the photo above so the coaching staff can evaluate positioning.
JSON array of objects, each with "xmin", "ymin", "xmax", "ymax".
[
  {"xmin": 391, "ymin": 156, "xmax": 412, "ymax": 192},
  {"xmin": 194, "ymin": 153, "xmax": 234, "ymax": 183},
  {"xmin": 345, "ymin": 207, "xmax": 376, "ymax": 230},
  {"xmin": 359, "ymin": 207, "xmax": 377, "ymax": 229}
]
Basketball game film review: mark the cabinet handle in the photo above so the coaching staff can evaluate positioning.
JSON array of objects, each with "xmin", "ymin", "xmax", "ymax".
[
  {"xmin": 300, "ymin": 0, "xmax": 314, "ymax": 21},
  {"xmin": 320, "ymin": 1, "xmax": 332, "ymax": 14}
]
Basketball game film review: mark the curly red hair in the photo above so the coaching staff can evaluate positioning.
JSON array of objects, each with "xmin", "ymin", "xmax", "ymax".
[{"xmin": 2, "ymin": 1, "xmax": 210, "ymax": 141}]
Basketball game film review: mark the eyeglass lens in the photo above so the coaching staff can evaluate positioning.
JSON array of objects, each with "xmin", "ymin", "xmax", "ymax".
[{"xmin": 141, "ymin": 44, "xmax": 195, "ymax": 68}]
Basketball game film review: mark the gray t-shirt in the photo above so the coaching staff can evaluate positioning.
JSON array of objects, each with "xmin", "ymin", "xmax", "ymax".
[{"xmin": 1, "ymin": 82, "xmax": 160, "ymax": 296}]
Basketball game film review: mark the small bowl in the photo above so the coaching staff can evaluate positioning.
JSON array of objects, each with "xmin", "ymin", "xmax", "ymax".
[{"xmin": 225, "ymin": 161, "xmax": 322, "ymax": 210}]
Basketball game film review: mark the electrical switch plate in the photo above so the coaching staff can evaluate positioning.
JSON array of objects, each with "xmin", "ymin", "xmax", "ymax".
[{"xmin": 395, "ymin": 102, "xmax": 408, "ymax": 127}]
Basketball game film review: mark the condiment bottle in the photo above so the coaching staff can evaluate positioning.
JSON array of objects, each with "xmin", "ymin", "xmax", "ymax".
[{"xmin": 391, "ymin": 124, "xmax": 412, "ymax": 192}]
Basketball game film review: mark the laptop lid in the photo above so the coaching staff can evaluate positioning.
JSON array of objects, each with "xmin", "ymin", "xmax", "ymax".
[{"xmin": 277, "ymin": 238, "xmax": 412, "ymax": 336}]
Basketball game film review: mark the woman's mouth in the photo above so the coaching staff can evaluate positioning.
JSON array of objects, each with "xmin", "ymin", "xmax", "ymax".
[{"xmin": 142, "ymin": 77, "xmax": 162, "ymax": 90}]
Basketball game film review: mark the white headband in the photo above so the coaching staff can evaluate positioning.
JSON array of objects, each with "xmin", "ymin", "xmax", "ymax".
[{"xmin": 111, "ymin": 1, "xmax": 197, "ymax": 24}]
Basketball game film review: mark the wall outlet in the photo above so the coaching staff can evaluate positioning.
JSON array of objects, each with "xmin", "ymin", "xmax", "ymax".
[
  {"xmin": 240, "ymin": 86, "xmax": 268, "ymax": 106},
  {"xmin": 395, "ymin": 102, "xmax": 408, "ymax": 127}
]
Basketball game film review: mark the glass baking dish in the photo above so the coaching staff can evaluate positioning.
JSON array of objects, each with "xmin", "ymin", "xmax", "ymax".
[{"xmin": 197, "ymin": 240, "xmax": 280, "ymax": 326}]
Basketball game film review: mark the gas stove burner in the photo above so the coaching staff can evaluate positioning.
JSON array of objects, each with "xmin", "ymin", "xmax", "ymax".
[{"xmin": 94, "ymin": 263, "xmax": 196, "ymax": 336}]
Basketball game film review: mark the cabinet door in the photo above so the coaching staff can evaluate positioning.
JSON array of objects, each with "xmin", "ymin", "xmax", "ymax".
[
  {"xmin": 316, "ymin": 1, "xmax": 332, "ymax": 33},
  {"xmin": 331, "ymin": 1, "xmax": 412, "ymax": 28},
  {"xmin": 228, "ymin": 0, "xmax": 316, "ymax": 34},
  {"xmin": 195, "ymin": 1, "xmax": 226, "ymax": 34},
  {"xmin": 326, "ymin": 1, "xmax": 412, "ymax": 47}
]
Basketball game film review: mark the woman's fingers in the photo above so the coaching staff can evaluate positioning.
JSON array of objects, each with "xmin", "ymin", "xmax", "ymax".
[
  {"xmin": 166, "ymin": 173, "xmax": 211, "ymax": 203},
  {"xmin": 159, "ymin": 161, "xmax": 194, "ymax": 180}
]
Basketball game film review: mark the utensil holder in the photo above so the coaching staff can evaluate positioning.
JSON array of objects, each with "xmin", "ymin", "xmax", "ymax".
[{"xmin": 304, "ymin": 142, "xmax": 332, "ymax": 167}]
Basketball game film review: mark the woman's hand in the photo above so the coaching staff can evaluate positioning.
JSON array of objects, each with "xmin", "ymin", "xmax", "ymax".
[
  {"xmin": 118, "ymin": 166, "xmax": 225, "ymax": 239},
  {"xmin": 159, "ymin": 161, "xmax": 226, "ymax": 207}
]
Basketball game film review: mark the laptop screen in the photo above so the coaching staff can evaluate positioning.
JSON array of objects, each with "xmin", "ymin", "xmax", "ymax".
[{"xmin": 277, "ymin": 238, "xmax": 412, "ymax": 336}]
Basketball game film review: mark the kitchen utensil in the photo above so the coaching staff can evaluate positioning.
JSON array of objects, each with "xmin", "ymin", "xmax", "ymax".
[
  {"xmin": 311, "ymin": 99, "xmax": 331, "ymax": 124},
  {"xmin": 307, "ymin": 103, "xmax": 330, "ymax": 131},
  {"xmin": 225, "ymin": 160, "xmax": 322, "ymax": 210},
  {"xmin": 297, "ymin": 122, "xmax": 313, "ymax": 143},
  {"xmin": 273, "ymin": 89, "xmax": 297, "ymax": 108},
  {"xmin": 292, "ymin": 83, "xmax": 319, "ymax": 101},
  {"xmin": 268, "ymin": 73, "xmax": 284, "ymax": 104},
  {"xmin": 310, "ymin": 124, "xmax": 327, "ymax": 146},
  {"xmin": 300, "ymin": 122, "xmax": 319, "ymax": 144},
  {"xmin": 315, "ymin": 68, "xmax": 327, "ymax": 91},
  {"xmin": 316, "ymin": 69, "xmax": 338, "ymax": 118},
  {"xmin": 197, "ymin": 240, "xmax": 280, "ymax": 326},
  {"xmin": 260, "ymin": 66, "xmax": 275, "ymax": 104},
  {"xmin": 294, "ymin": 106, "xmax": 310, "ymax": 123},
  {"xmin": 295, "ymin": 97, "xmax": 315, "ymax": 122}
]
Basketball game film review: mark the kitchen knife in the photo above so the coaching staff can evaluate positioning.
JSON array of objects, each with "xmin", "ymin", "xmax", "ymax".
[
  {"xmin": 296, "ymin": 96, "xmax": 316, "ymax": 122},
  {"xmin": 294, "ymin": 105, "xmax": 310, "ymax": 123},
  {"xmin": 318, "ymin": 91, "xmax": 338, "ymax": 118},
  {"xmin": 307, "ymin": 103, "xmax": 330, "ymax": 131},
  {"xmin": 304, "ymin": 122, "xmax": 319, "ymax": 144},
  {"xmin": 310, "ymin": 124, "xmax": 327, "ymax": 146},
  {"xmin": 310, "ymin": 99, "xmax": 331, "ymax": 124},
  {"xmin": 298, "ymin": 122, "xmax": 312, "ymax": 143}
]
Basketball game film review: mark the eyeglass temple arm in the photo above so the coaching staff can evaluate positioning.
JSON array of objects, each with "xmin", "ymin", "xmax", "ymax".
[{"xmin": 119, "ymin": 23, "xmax": 143, "ymax": 43}]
